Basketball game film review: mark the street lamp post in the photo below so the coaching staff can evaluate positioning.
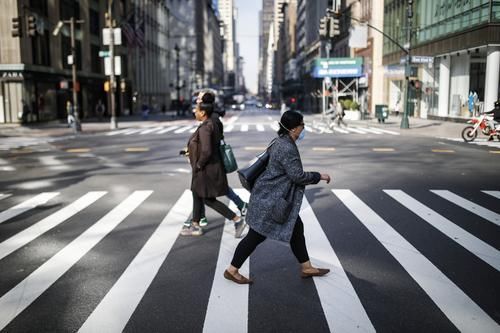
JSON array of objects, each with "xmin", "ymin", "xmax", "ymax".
[{"xmin": 400, "ymin": 0, "xmax": 413, "ymax": 129}]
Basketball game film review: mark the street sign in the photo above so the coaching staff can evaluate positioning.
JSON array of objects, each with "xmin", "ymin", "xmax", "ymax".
[
  {"xmin": 99, "ymin": 51, "xmax": 110, "ymax": 58},
  {"xmin": 400, "ymin": 55, "xmax": 434, "ymax": 64},
  {"xmin": 102, "ymin": 28, "xmax": 122, "ymax": 45},
  {"xmin": 104, "ymin": 56, "xmax": 121, "ymax": 76},
  {"xmin": 67, "ymin": 55, "xmax": 73, "ymax": 65}
]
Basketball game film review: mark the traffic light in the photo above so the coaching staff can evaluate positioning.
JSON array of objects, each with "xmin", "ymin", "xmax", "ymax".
[
  {"xmin": 11, "ymin": 17, "xmax": 23, "ymax": 38},
  {"xmin": 329, "ymin": 17, "xmax": 340, "ymax": 37},
  {"xmin": 319, "ymin": 17, "xmax": 328, "ymax": 38},
  {"xmin": 27, "ymin": 15, "xmax": 37, "ymax": 37}
]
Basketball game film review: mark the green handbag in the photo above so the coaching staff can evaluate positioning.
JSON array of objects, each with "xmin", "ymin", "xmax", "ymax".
[{"xmin": 219, "ymin": 139, "xmax": 238, "ymax": 173}]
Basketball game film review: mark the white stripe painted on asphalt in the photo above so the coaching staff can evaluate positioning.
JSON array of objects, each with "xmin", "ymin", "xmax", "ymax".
[
  {"xmin": 156, "ymin": 125, "xmax": 180, "ymax": 134},
  {"xmin": 174, "ymin": 125, "xmax": 195, "ymax": 134},
  {"xmin": 332, "ymin": 189, "xmax": 500, "ymax": 333},
  {"xmin": 0, "ymin": 191, "xmax": 152, "ymax": 331},
  {"xmin": 256, "ymin": 124, "xmax": 265, "ymax": 132},
  {"xmin": 106, "ymin": 128, "xmax": 132, "ymax": 136},
  {"xmin": 189, "ymin": 127, "xmax": 197, "ymax": 133},
  {"xmin": 385, "ymin": 190, "xmax": 500, "ymax": 271},
  {"xmin": 241, "ymin": 124, "xmax": 249, "ymax": 132},
  {"xmin": 225, "ymin": 124, "xmax": 234, "ymax": 132},
  {"xmin": 139, "ymin": 126, "xmax": 164, "ymax": 135},
  {"xmin": 0, "ymin": 192, "xmax": 60, "ymax": 224},
  {"xmin": 0, "ymin": 194, "xmax": 12, "ymax": 201},
  {"xmin": 431, "ymin": 190, "xmax": 500, "ymax": 227},
  {"xmin": 356, "ymin": 127, "xmax": 383, "ymax": 134},
  {"xmin": 270, "ymin": 123, "xmax": 279, "ymax": 131},
  {"xmin": 342, "ymin": 127, "xmax": 367, "ymax": 134},
  {"xmin": 39, "ymin": 156, "xmax": 69, "ymax": 170},
  {"xmin": 79, "ymin": 190, "xmax": 191, "ymax": 333},
  {"xmin": 369, "ymin": 127, "xmax": 400, "ymax": 135},
  {"xmin": 203, "ymin": 189, "xmax": 250, "ymax": 333},
  {"xmin": 482, "ymin": 191, "xmax": 500, "ymax": 200},
  {"xmin": 123, "ymin": 128, "xmax": 145, "ymax": 135},
  {"xmin": 331, "ymin": 127, "xmax": 349, "ymax": 134},
  {"xmin": 301, "ymin": 197, "xmax": 375, "ymax": 333},
  {"xmin": 0, "ymin": 166, "xmax": 15, "ymax": 171},
  {"xmin": 0, "ymin": 191, "xmax": 107, "ymax": 260}
]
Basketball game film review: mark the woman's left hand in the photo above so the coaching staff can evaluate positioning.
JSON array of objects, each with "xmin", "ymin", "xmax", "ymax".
[{"xmin": 320, "ymin": 174, "xmax": 331, "ymax": 184}]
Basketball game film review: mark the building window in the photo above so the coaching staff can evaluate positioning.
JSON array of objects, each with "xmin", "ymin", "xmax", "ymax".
[
  {"xmin": 90, "ymin": 44, "xmax": 101, "ymax": 73},
  {"xmin": 31, "ymin": 30, "xmax": 51, "ymax": 66},
  {"xmin": 30, "ymin": 0, "xmax": 48, "ymax": 16},
  {"xmin": 60, "ymin": 0, "xmax": 80, "ymax": 20},
  {"xmin": 89, "ymin": 9, "xmax": 100, "ymax": 36}
]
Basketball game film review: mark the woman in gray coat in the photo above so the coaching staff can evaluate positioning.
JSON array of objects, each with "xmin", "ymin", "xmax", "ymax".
[{"xmin": 224, "ymin": 111, "xmax": 331, "ymax": 284}]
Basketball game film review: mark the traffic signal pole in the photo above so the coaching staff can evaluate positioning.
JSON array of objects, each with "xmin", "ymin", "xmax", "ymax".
[
  {"xmin": 108, "ymin": 0, "xmax": 118, "ymax": 130},
  {"xmin": 69, "ymin": 18, "xmax": 82, "ymax": 132},
  {"xmin": 400, "ymin": 0, "xmax": 413, "ymax": 129}
]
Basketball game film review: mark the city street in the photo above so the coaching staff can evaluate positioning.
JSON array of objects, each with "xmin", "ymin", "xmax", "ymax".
[{"xmin": 0, "ymin": 108, "xmax": 499, "ymax": 332}]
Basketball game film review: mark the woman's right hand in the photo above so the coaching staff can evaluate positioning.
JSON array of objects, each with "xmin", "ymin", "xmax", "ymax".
[{"xmin": 320, "ymin": 174, "xmax": 331, "ymax": 184}]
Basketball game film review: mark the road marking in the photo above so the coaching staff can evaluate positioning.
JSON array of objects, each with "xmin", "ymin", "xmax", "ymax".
[
  {"xmin": 174, "ymin": 125, "xmax": 195, "ymax": 134},
  {"xmin": 369, "ymin": 127, "xmax": 400, "ymax": 135},
  {"xmin": 489, "ymin": 150, "xmax": 500, "ymax": 154},
  {"xmin": 357, "ymin": 127, "xmax": 383, "ymax": 134},
  {"xmin": 256, "ymin": 124, "xmax": 265, "ymax": 132},
  {"xmin": 431, "ymin": 190, "xmax": 500, "ymax": 226},
  {"xmin": 139, "ymin": 126, "xmax": 164, "ymax": 135},
  {"xmin": 123, "ymin": 128, "xmax": 145, "ymax": 135},
  {"xmin": 124, "ymin": 147, "xmax": 150, "ymax": 152},
  {"xmin": 332, "ymin": 189, "xmax": 500, "ymax": 333},
  {"xmin": 341, "ymin": 127, "xmax": 367, "ymax": 134},
  {"xmin": 79, "ymin": 191, "xmax": 191, "ymax": 333},
  {"xmin": 270, "ymin": 123, "xmax": 279, "ymax": 131},
  {"xmin": 66, "ymin": 148, "xmax": 91, "ymax": 153},
  {"xmin": 385, "ymin": 190, "xmax": 500, "ymax": 271},
  {"xmin": 432, "ymin": 149, "xmax": 455, "ymax": 153},
  {"xmin": 482, "ymin": 191, "xmax": 500, "ymax": 199},
  {"xmin": 39, "ymin": 155, "xmax": 70, "ymax": 170},
  {"xmin": 241, "ymin": 124, "xmax": 249, "ymax": 132},
  {"xmin": 106, "ymin": 128, "xmax": 133, "ymax": 136},
  {"xmin": 204, "ymin": 189, "xmax": 250, "ymax": 333},
  {"xmin": 0, "ymin": 192, "xmax": 60, "ymax": 224},
  {"xmin": 301, "ymin": 197, "xmax": 375, "ymax": 333},
  {"xmin": 225, "ymin": 124, "xmax": 234, "ymax": 132},
  {"xmin": 330, "ymin": 127, "xmax": 349, "ymax": 134},
  {"xmin": 0, "ymin": 191, "xmax": 107, "ymax": 260},
  {"xmin": 0, "ymin": 191, "xmax": 152, "ymax": 331},
  {"xmin": 156, "ymin": 125, "xmax": 180, "ymax": 134},
  {"xmin": 312, "ymin": 147, "xmax": 336, "ymax": 151},
  {"xmin": 0, "ymin": 194, "xmax": 12, "ymax": 201},
  {"xmin": 0, "ymin": 158, "xmax": 15, "ymax": 171},
  {"xmin": 372, "ymin": 148, "xmax": 395, "ymax": 152}
]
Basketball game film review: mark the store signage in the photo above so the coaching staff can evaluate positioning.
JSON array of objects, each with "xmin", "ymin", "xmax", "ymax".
[
  {"xmin": 400, "ymin": 56, "xmax": 434, "ymax": 64},
  {"xmin": 312, "ymin": 57, "xmax": 363, "ymax": 78}
]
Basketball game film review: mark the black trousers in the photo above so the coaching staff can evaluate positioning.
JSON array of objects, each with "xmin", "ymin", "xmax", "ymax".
[
  {"xmin": 230, "ymin": 217, "xmax": 310, "ymax": 268},
  {"xmin": 192, "ymin": 191, "xmax": 236, "ymax": 222}
]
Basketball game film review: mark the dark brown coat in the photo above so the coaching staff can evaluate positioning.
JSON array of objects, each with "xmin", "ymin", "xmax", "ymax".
[{"xmin": 187, "ymin": 117, "xmax": 228, "ymax": 198}]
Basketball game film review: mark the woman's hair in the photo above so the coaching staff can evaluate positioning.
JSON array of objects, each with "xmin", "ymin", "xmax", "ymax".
[
  {"xmin": 278, "ymin": 110, "xmax": 303, "ymax": 136},
  {"xmin": 199, "ymin": 91, "xmax": 215, "ymax": 115}
]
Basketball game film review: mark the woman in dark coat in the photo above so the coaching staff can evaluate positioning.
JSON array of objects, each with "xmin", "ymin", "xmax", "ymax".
[
  {"xmin": 224, "ymin": 111, "xmax": 331, "ymax": 284},
  {"xmin": 181, "ymin": 92, "xmax": 246, "ymax": 237}
]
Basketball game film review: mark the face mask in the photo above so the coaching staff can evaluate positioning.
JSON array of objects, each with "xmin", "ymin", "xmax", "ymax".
[{"xmin": 297, "ymin": 129, "xmax": 305, "ymax": 141}]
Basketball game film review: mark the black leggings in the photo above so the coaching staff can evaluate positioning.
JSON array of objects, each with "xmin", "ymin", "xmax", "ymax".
[
  {"xmin": 230, "ymin": 217, "xmax": 310, "ymax": 268},
  {"xmin": 192, "ymin": 191, "xmax": 236, "ymax": 222}
]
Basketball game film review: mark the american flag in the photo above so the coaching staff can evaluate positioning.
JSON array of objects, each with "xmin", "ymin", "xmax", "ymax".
[
  {"xmin": 135, "ymin": 10, "xmax": 145, "ymax": 49},
  {"xmin": 121, "ymin": 10, "xmax": 136, "ymax": 47}
]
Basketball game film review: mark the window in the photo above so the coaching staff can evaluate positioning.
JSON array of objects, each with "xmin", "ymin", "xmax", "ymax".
[
  {"xmin": 91, "ymin": 44, "xmax": 101, "ymax": 73},
  {"xmin": 31, "ymin": 31, "xmax": 51, "ymax": 66},
  {"xmin": 89, "ymin": 9, "xmax": 100, "ymax": 36},
  {"xmin": 30, "ymin": 0, "xmax": 48, "ymax": 16}
]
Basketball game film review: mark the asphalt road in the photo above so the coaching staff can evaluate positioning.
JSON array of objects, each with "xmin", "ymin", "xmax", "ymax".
[{"xmin": 0, "ymin": 107, "xmax": 499, "ymax": 332}]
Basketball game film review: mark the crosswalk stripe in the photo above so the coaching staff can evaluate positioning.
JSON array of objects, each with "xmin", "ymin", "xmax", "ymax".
[
  {"xmin": 123, "ymin": 128, "xmax": 145, "ymax": 135},
  {"xmin": 357, "ymin": 127, "xmax": 383, "ymax": 134},
  {"xmin": 332, "ymin": 189, "xmax": 500, "ymax": 333},
  {"xmin": 0, "ymin": 192, "xmax": 60, "ymax": 224},
  {"xmin": 0, "ymin": 191, "xmax": 153, "ymax": 331},
  {"xmin": 331, "ymin": 127, "xmax": 349, "ymax": 134},
  {"xmin": 369, "ymin": 127, "xmax": 400, "ymax": 135},
  {"xmin": 301, "ymin": 197, "xmax": 375, "ymax": 332},
  {"xmin": 139, "ymin": 126, "xmax": 164, "ymax": 135},
  {"xmin": 39, "ymin": 156, "xmax": 70, "ymax": 171},
  {"xmin": 0, "ymin": 194, "xmax": 12, "ymax": 201},
  {"xmin": 225, "ymin": 124, "xmax": 235, "ymax": 132},
  {"xmin": 106, "ymin": 129, "xmax": 131, "ymax": 136},
  {"xmin": 241, "ymin": 124, "xmax": 249, "ymax": 132},
  {"xmin": 482, "ymin": 191, "xmax": 500, "ymax": 199},
  {"xmin": 156, "ymin": 125, "xmax": 180, "ymax": 134},
  {"xmin": 342, "ymin": 127, "xmax": 367, "ymax": 134},
  {"xmin": 175, "ymin": 125, "xmax": 195, "ymax": 134},
  {"xmin": 270, "ymin": 123, "xmax": 279, "ymax": 131},
  {"xmin": 430, "ymin": 190, "xmax": 500, "ymax": 227},
  {"xmin": 256, "ymin": 124, "xmax": 265, "ymax": 132},
  {"xmin": 384, "ymin": 190, "xmax": 500, "ymax": 271},
  {"xmin": 203, "ymin": 189, "xmax": 250, "ymax": 333},
  {"xmin": 0, "ymin": 191, "xmax": 107, "ymax": 261},
  {"xmin": 79, "ymin": 190, "xmax": 192, "ymax": 333}
]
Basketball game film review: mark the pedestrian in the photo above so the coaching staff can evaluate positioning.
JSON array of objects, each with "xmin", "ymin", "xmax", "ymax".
[
  {"xmin": 336, "ymin": 100, "xmax": 347, "ymax": 127},
  {"xmin": 66, "ymin": 100, "xmax": 75, "ymax": 128},
  {"xmin": 21, "ymin": 99, "xmax": 30, "ymax": 124},
  {"xmin": 95, "ymin": 99, "xmax": 105, "ymax": 121},
  {"xmin": 181, "ymin": 91, "xmax": 246, "ymax": 237},
  {"xmin": 224, "ymin": 110, "xmax": 331, "ymax": 284}
]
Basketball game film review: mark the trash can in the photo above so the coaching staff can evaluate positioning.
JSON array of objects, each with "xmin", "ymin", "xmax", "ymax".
[{"xmin": 375, "ymin": 104, "xmax": 389, "ymax": 123}]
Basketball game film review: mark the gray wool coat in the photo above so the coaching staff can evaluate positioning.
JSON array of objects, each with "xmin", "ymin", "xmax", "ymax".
[{"xmin": 246, "ymin": 134, "xmax": 321, "ymax": 242}]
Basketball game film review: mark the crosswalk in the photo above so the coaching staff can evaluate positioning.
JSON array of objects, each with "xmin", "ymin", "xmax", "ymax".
[
  {"xmin": 444, "ymin": 137, "xmax": 500, "ymax": 149},
  {"xmin": 0, "ymin": 188, "xmax": 498, "ymax": 332},
  {"xmin": 105, "ymin": 123, "xmax": 401, "ymax": 137}
]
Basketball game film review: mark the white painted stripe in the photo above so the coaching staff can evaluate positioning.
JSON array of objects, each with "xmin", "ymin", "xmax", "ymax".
[
  {"xmin": 241, "ymin": 124, "xmax": 249, "ymax": 132},
  {"xmin": 0, "ymin": 192, "xmax": 59, "ymax": 224},
  {"xmin": 79, "ymin": 190, "xmax": 192, "ymax": 333},
  {"xmin": 342, "ymin": 127, "xmax": 367, "ymax": 134},
  {"xmin": 270, "ymin": 123, "xmax": 279, "ymax": 131},
  {"xmin": 156, "ymin": 125, "xmax": 180, "ymax": 134},
  {"xmin": 256, "ymin": 124, "xmax": 265, "ymax": 132},
  {"xmin": 174, "ymin": 125, "xmax": 195, "ymax": 134},
  {"xmin": 39, "ymin": 156, "xmax": 69, "ymax": 170},
  {"xmin": 482, "ymin": 191, "xmax": 500, "ymax": 199},
  {"xmin": 0, "ymin": 191, "xmax": 152, "ymax": 331},
  {"xmin": 305, "ymin": 126, "xmax": 314, "ymax": 133},
  {"xmin": 332, "ymin": 189, "xmax": 500, "ymax": 333},
  {"xmin": 0, "ymin": 158, "xmax": 9, "ymax": 165},
  {"xmin": 431, "ymin": 190, "xmax": 500, "ymax": 226},
  {"xmin": 189, "ymin": 127, "xmax": 197, "ymax": 133},
  {"xmin": 106, "ymin": 129, "xmax": 131, "ymax": 136},
  {"xmin": 331, "ymin": 127, "xmax": 349, "ymax": 134},
  {"xmin": 385, "ymin": 190, "xmax": 500, "ymax": 271},
  {"xmin": 301, "ymin": 197, "xmax": 375, "ymax": 333},
  {"xmin": 0, "ymin": 194, "xmax": 12, "ymax": 201},
  {"xmin": 139, "ymin": 126, "xmax": 164, "ymax": 135},
  {"xmin": 0, "ymin": 192, "xmax": 107, "ymax": 260},
  {"xmin": 123, "ymin": 128, "xmax": 145, "ymax": 135},
  {"xmin": 369, "ymin": 127, "xmax": 400, "ymax": 135},
  {"xmin": 0, "ymin": 166, "xmax": 15, "ymax": 171},
  {"xmin": 225, "ymin": 124, "xmax": 234, "ymax": 132},
  {"xmin": 356, "ymin": 127, "xmax": 383, "ymax": 134},
  {"xmin": 203, "ymin": 189, "xmax": 250, "ymax": 333}
]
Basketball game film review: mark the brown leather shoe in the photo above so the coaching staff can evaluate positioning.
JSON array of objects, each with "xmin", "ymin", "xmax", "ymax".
[
  {"xmin": 301, "ymin": 268, "xmax": 330, "ymax": 278},
  {"xmin": 224, "ymin": 270, "xmax": 253, "ymax": 285}
]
